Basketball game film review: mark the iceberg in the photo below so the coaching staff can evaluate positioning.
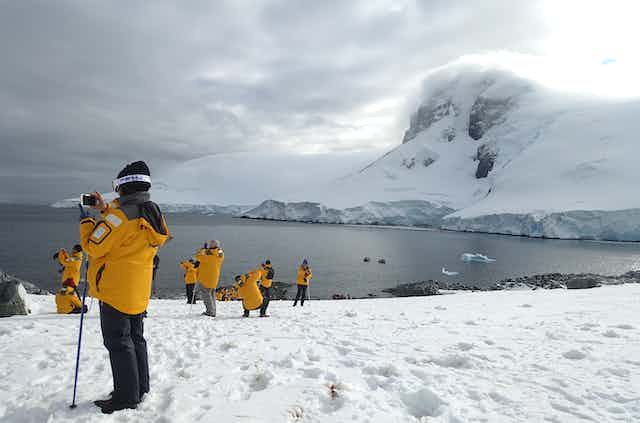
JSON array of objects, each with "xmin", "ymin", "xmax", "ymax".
[{"xmin": 461, "ymin": 253, "xmax": 496, "ymax": 263}]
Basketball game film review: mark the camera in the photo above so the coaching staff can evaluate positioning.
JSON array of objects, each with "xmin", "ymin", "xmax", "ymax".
[{"xmin": 81, "ymin": 194, "xmax": 97, "ymax": 206}]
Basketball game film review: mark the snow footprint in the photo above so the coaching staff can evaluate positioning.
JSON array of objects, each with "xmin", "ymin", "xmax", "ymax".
[
  {"xmin": 401, "ymin": 387, "xmax": 451, "ymax": 420},
  {"xmin": 562, "ymin": 349, "xmax": 587, "ymax": 360}
]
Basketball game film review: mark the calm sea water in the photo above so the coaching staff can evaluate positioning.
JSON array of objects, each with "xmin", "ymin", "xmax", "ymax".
[{"xmin": 1, "ymin": 205, "xmax": 640, "ymax": 298}]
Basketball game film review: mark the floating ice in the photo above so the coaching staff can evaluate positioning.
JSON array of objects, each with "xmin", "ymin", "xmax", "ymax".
[
  {"xmin": 461, "ymin": 253, "xmax": 496, "ymax": 263},
  {"xmin": 442, "ymin": 267, "xmax": 459, "ymax": 276}
]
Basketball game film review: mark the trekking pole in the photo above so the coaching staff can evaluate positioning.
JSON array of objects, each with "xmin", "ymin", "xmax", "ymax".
[
  {"xmin": 189, "ymin": 283, "xmax": 198, "ymax": 315},
  {"xmin": 70, "ymin": 262, "xmax": 89, "ymax": 409}
]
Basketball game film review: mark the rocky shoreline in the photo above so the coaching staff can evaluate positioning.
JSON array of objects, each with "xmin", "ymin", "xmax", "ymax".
[
  {"xmin": 383, "ymin": 271, "xmax": 640, "ymax": 297},
  {"xmin": 5, "ymin": 265, "xmax": 640, "ymax": 300}
]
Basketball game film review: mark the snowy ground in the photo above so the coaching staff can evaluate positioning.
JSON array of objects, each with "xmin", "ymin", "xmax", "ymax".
[{"xmin": 1, "ymin": 285, "xmax": 639, "ymax": 423}]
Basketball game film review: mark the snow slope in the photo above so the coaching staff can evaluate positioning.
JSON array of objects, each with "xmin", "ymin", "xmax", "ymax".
[{"xmin": 2, "ymin": 285, "xmax": 639, "ymax": 422}]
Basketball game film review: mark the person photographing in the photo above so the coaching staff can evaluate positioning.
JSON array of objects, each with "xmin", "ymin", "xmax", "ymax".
[
  {"xmin": 293, "ymin": 259, "xmax": 313, "ymax": 307},
  {"xmin": 79, "ymin": 161, "xmax": 170, "ymax": 414}
]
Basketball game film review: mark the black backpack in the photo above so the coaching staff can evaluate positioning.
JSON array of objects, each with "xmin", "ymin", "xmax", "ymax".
[{"xmin": 266, "ymin": 267, "xmax": 275, "ymax": 280}]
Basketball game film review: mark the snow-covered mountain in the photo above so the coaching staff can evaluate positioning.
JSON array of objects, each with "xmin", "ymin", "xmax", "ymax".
[
  {"xmin": 246, "ymin": 59, "xmax": 640, "ymax": 240},
  {"xmin": 53, "ymin": 57, "xmax": 640, "ymax": 240}
]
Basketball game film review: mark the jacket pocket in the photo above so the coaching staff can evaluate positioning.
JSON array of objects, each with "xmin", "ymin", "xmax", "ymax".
[{"xmin": 96, "ymin": 264, "xmax": 106, "ymax": 292}]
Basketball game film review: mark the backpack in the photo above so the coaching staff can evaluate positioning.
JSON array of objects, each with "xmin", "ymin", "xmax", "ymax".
[{"xmin": 266, "ymin": 267, "xmax": 275, "ymax": 280}]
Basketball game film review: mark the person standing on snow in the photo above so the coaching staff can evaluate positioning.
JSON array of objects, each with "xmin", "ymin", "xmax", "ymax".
[
  {"xmin": 79, "ymin": 161, "xmax": 170, "ymax": 414},
  {"xmin": 194, "ymin": 240, "xmax": 224, "ymax": 317},
  {"xmin": 180, "ymin": 259, "xmax": 199, "ymax": 304},
  {"xmin": 236, "ymin": 268, "xmax": 264, "ymax": 317},
  {"xmin": 54, "ymin": 244, "xmax": 84, "ymax": 289},
  {"xmin": 293, "ymin": 259, "xmax": 312, "ymax": 307},
  {"xmin": 259, "ymin": 260, "xmax": 274, "ymax": 317}
]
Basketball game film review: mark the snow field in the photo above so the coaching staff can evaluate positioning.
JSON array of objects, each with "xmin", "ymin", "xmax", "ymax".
[{"xmin": 0, "ymin": 285, "xmax": 639, "ymax": 422}]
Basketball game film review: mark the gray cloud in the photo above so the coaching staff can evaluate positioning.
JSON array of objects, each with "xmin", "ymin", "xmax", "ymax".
[{"xmin": 0, "ymin": 0, "xmax": 550, "ymax": 203}]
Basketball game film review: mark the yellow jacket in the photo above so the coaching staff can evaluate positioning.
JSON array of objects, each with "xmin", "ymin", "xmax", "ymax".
[
  {"xmin": 58, "ymin": 249, "xmax": 83, "ymax": 287},
  {"xmin": 260, "ymin": 264, "xmax": 274, "ymax": 288},
  {"xmin": 296, "ymin": 266, "xmax": 312, "ymax": 286},
  {"xmin": 80, "ymin": 195, "xmax": 170, "ymax": 315},
  {"xmin": 180, "ymin": 261, "xmax": 198, "ymax": 285},
  {"xmin": 238, "ymin": 270, "xmax": 263, "ymax": 310},
  {"xmin": 195, "ymin": 247, "xmax": 225, "ymax": 289},
  {"xmin": 55, "ymin": 286, "xmax": 82, "ymax": 314}
]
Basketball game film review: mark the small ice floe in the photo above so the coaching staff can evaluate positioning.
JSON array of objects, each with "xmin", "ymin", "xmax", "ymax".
[
  {"xmin": 442, "ymin": 267, "xmax": 459, "ymax": 276},
  {"xmin": 461, "ymin": 253, "xmax": 496, "ymax": 263}
]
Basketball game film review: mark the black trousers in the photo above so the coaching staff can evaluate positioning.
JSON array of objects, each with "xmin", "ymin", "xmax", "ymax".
[
  {"xmin": 260, "ymin": 287, "xmax": 271, "ymax": 315},
  {"xmin": 100, "ymin": 302, "xmax": 149, "ymax": 405},
  {"xmin": 293, "ymin": 285, "xmax": 307, "ymax": 306},
  {"xmin": 185, "ymin": 283, "xmax": 196, "ymax": 304}
]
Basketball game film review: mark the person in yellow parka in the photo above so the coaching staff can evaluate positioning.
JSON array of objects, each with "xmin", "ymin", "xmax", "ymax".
[
  {"xmin": 54, "ymin": 244, "xmax": 84, "ymax": 288},
  {"xmin": 293, "ymin": 259, "xmax": 312, "ymax": 307},
  {"xmin": 55, "ymin": 284, "xmax": 87, "ymax": 314},
  {"xmin": 236, "ymin": 269, "xmax": 264, "ymax": 317},
  {"xmin": 79, "ymin": 160, "xmax": 170, "ymax": 413},
  {"xmin": 180, "ymin": 259, "xmax": 199, "ymax": 304},
  {"xmin": 194, "ymin": 240, "xmax": 224, "ymax": 317},
  {"xmin": 259, "ymin": 260, "xmax": 274, "ymax": 317}
]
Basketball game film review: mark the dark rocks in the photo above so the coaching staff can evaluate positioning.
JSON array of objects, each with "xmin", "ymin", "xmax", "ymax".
[
  {"xmin": 468, "ymin": 97, "xmax": 512, "ymax": 140},
  {"xmin": 565, "ymin": 277, "xmax": 600, "ymax": 290},
  {"xmin": 403, "ymin": 99, "xmax": 458, "ymax": 143},
  {"xmin": 475, "ymin": 144, "xmax": 496, "ymax": 179},
  {"xmin": 383, "ymin": 281, "xmax": 439, "ymax": 297},
  {"xmin": 0, "ymin": 280, "xmax": 29, "ymax": 317}
]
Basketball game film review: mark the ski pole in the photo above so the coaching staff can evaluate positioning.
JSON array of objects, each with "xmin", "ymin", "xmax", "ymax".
[
  {"xmin": 189, "ymin": 283, "xmax": 198, "ymax": 315},
  {"xmin": 70, "ymin": 263, "xmax": 89, "ymax": 409}
]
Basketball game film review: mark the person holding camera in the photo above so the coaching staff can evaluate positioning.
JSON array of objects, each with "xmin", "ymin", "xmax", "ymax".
[
  {"xmin": 194, "ymin": 240, "xmax": 224, "ymax": 317},
  {"xmin": 53, "ymin": 244, "xmax": 83, "ymax": 289},
  {"xmin": 293, "ymin": 259, "xmax": 313, "ymax": 307},
  {"xmin": 180, "ymin": 258, "xmax": 199, "ymax": 304},
  {"xmin": 259, "ymin": 260, "xmax": 274, "ymax": 317},
  {"xmin": 79, "ymin": 161, "xmax": 170, "ymax": 414}
]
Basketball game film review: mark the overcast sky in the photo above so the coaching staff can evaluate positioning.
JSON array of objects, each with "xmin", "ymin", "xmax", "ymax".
[{"xmin": 0, "ymin": 0, "xmax": 636, "ymax": 203}]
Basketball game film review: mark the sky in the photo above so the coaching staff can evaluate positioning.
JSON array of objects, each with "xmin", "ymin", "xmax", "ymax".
[{"xmin": 0, "ymin": 0, "xmax": 638, "ymax": 203}]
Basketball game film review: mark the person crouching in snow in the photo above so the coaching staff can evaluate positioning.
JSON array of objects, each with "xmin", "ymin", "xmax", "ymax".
[
  {"xmin": 293, "ymin": 259, "xmax": 313, "ymax": 307},
  {"xmin": 180, "ymin": 259, "xmax": 199, "ymax": 304},
  {"xmin": 259, "ymin": 260, "xmax": 274, "ymax": 317},
  {"xmin": 194, "ymin": 240, "xmax": 224, "ymax": 317},
  {"xmin": 79, "ymin": 160, "xmax": 170, "ymax": 414},
  {"xmin": 54, "ymin": 244, "xmax": 84, "ymax": 289},
  {"xmin": 236, "ymin": 269, "xmax": 264, "ymax": 317},
  {"xmin": 55, "ymin": 280, "xmax": 87, "ymax": 314}
]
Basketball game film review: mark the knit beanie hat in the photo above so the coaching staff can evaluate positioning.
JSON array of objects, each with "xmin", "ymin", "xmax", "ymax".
[{"xmin": 114, "ymin": 161, "xmax": 151, "ymax": 195}]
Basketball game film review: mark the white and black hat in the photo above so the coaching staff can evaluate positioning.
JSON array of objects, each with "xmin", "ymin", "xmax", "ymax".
[{"xmin": 113, "ymin": 161, "xmax": 152, "ymax": 194}]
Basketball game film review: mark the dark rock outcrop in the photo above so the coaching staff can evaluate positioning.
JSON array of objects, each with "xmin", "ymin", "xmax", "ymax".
[
  {"xmin": 403, "ymin": 99, "xmax": 458, "ymax": 143},
  {"xmin": 565, "ymin": 277, "xmax": 600, "ymax": 289},
  {"xmin": 468, "ymin": 97, "xmax": 512, "ymax": 140},
  {"xmin": 475, "ymin": 144, "xmax": 496, "ymax": 179},
  {"xmin": 0, "ymin": 280, "xmax": 29, "ymax": 317},
  {"xmin": 383, "ymin": 281, "xmax": 439, "ymax": 297}
]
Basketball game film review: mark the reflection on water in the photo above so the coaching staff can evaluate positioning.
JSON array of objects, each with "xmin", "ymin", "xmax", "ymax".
[{"xmin": 1, "ymin": 205, "xmax": 640, "ymax": 298}]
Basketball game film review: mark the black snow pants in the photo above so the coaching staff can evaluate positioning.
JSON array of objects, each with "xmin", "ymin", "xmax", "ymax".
[
  {"xmin": 185, "ymin": 283, "xmax": 196, "ymax": 304},
  {"xmin": 293, "ymin": 285, "xmax": 307, "ymax": 306},
  {"xmin": 100, "ymin": 302, "xmax": 149, "ymax": 405},
  {"xmin": 260, "ymin": 287, "xmax": 271, "ymax": 316}
]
